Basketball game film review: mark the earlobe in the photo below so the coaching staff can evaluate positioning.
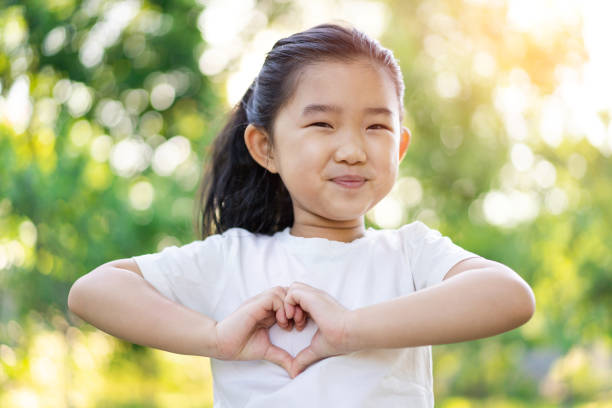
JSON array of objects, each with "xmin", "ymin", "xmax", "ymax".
[
  {"xmin": 244, "ymin": 124, "xmax": 278, "ymax": 173},
  {"xmin": 399, "ymin": 126, "xmax": 411, "ymax": 162}
]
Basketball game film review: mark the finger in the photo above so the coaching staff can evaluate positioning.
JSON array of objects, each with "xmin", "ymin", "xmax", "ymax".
[
  {"xmin": 257, "ymin": 291, "xmax": 287, "ymax": 329},
  {"xmin": 294, "ymin": 306, "xmax": 306, "ymax": 330},
  {"xmin": 290, "ymin": 345, "xmax": 321, "ymax": 378},
  {"xmin": 271, "ymin": 294, "xmax": 288, "ymax": 328},
  {"xmin": 270, "ymin": 285, "xmax": 286, "ymax": 298},
  {"xmin": 276, "ymin": 307, "xmax": 289, "ymax": 329},
  {"xmin": 264, "ymin": 344, "xmax": 294, "ymax": 377},
  {"xmin": 284, "ymin": 287, "xmax": 306, "ymax": 315},
  {"xmin": 260, "ymin": 315, "xmax": 277, "ymax": 328},
  {"xmin": 284, "ymin": 300, "xmax": 296, "ymax": 320},
  {"xmin": 294, "ymin": 305, "xmax": 303, "ymax": 322}
]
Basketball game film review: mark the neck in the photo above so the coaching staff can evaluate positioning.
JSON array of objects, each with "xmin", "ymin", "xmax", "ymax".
[{"xmin": 290, "ymin": 220, "xmax": 366, "ymax": 243}]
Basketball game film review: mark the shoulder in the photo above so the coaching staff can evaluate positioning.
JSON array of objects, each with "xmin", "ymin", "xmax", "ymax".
[
  {"xmin": 356, "ymin": 222, "xmax": 430, "ymax": 253},
  {"xmin": 139, "ymin": 229, "xmax": 265, "ymax": 268},
  {"xmin": 397, "ymin": 220, "xmax": 445, "ymax": 242},
  {"xmin": 392, "ymin": 221, "xmax": 454, "ymax": 257},
  {"xmin": 357, "ymin": 222, "xmax": 430, "ymax": 243},
  {"xmin": 366, "ymin": 221, "xmax": 438, "ymax": 241},
  {"xmin": 397, "ymin": 220, "xmax": 432, "ymax": 235},
  {"xmin": 387, "ymin": 220, "xmax": 434, "ymax": 246}
]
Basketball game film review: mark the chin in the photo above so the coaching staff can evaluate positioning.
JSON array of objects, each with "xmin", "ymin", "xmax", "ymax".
[{"xmin": 321, "ymin": 208, "xmax": 370, "ymax": 222}]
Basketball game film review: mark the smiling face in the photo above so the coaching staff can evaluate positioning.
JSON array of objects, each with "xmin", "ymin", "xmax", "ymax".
[{"xmin": 245, "ymin": 58, "xmax": 410, "ymax": 241}]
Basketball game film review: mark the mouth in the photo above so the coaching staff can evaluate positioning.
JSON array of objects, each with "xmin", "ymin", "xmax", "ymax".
[{"xmin": 331, "ymin": 175, "xmax": 367, "ymax": 188}]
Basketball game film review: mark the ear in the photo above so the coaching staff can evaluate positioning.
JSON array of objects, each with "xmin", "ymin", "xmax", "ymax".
[
  {"xmin": 244, "ymin": 123, "xmax": 278, "ymax": 173},
  {"xmin": 399, "ymin": 126, "xmax": 411, "ymax": 162}
]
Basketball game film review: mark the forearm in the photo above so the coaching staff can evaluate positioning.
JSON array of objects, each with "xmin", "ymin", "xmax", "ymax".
[
  {"xmin": 346, "ymin": 267, "xmax": 535, "ymax": 350},
  {"xmin": 68, "ymin": 267, "xmax": 218, "ymax": 357}
]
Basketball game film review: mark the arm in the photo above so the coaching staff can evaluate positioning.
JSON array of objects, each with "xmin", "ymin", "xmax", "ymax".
[
  {"xmin": 346, "ymin": 257, "xmax": 536, "ymax": 350},
  {"xmin": 67, "ymin": 260, "xmax": 218, "ymax": 357}
]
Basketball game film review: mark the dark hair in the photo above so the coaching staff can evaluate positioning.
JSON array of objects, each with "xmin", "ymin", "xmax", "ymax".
[{"xmin": 194, "ymin": 22, "xmax": 405, "ymax": 239}]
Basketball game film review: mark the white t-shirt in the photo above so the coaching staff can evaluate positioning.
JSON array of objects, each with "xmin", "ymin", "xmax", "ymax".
[{"xmin": 132, "ymin": 221, "xmax": 478, "ymax": 408}]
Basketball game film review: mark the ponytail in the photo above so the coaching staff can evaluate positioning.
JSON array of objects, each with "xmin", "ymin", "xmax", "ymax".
[{"xmin": 194, "ymin": 84, "xmax": 293, "ymax": 238}]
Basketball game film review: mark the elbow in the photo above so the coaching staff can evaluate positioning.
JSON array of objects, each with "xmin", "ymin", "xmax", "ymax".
[
  {"xmin": 523, "ymin": 286, "xmax": 536, "ymax": 323},
  {"xmin": 494, "ymin": 264, "xmax": 536, "ymax": 325},
  {"xmin": 510, "ymin": 279, "xmax": 536, "ymax": 326},
  {"xmin": 67, "ymin": 279, "xmax": 82, "ymax": 315},
  {"xmin": 68, "ymin": 275, "xmax": 91, "ymax": 316}
]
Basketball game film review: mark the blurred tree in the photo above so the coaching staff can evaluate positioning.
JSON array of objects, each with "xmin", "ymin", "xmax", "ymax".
[{"xmin": 0, "ymin": 0, "xmax": 219, "ymax": 317}]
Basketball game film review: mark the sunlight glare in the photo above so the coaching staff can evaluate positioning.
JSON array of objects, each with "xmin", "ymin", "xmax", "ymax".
[
  {"xmin": 533, "ymin": 160, "xmax": 556, "ymax": 189},
  {"xmin": 90, "ymin": 135, "xmax": 113, "ymax": 162},
  {"xmin": 8, "ymin": 389, "xmax": 39, "ymax": 408},
  {"xmin": 152, "ymin": 135, "xmax": 191, "ymax": 176},
  {"xmin": 79, "ymin": 0, "xmax": 141, "ymax": 67},
  {"xmin": 109, "ymin": 137, "xmax": 152, "ymax": 178},
  {"xmin": 66, "ymin": 83, "xmax": 93, "ymax": 117},
  {"xmin": 436, "ymin": 72, "xmax": 461, "ymax": 99},
  {"xmin": 510, "ymin": 143, "xmax": 534, "ymax": 172},
  {"xmin": 198, "ymin": 0, "xmax": 255, "ymax": 47},
  {"xmin": 539, "ymin": 97, "xmax": 565, "ymax": 147},
  {"xmin": 545, "ymin": 187, "xmax": 569, "ymax": 215},
  {"xmin": 129, "ymin": 180, "xmax": 154, "ymax": 210},
  {"xmin": 373, "ymin": 196, "xmax": 403, "ymax": 228},
  {"xmin": 483, "ymin": 189, "xmax": 539, "ymax": 227},
  {"xmin": 42, "ymin": 26, "xmax": 67, "ymax": 56},
  {"xmin": 18, "ymin": 220, "xmax": 37, "ymax": 247},
  {"xmin": 396, "ymin": 177, "xmax": 423, "ymax": 208},
  {"xmin": 1, "ymin": 75, "xmax": 32, "ymax": 133}
]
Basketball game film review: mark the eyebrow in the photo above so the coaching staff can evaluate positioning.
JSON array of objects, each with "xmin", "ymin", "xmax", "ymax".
[{"xmin": 301, "ymin": 104, "xmax": 394, "ymax": 117}]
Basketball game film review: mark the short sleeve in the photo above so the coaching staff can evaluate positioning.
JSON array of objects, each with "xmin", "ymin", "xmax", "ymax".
[
  {"xmin": 400, "ymin": 221, "xmax": 479, "ymax": 291},
  {"xmin": 131, "ymin": 234, "xmax": 227, "ymax": 317}
]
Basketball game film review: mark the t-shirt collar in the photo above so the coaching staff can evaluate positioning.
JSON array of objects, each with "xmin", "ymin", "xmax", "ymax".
[{"xmin": 275, "ymin": 226, "xmax": 376, "ymax": 255}]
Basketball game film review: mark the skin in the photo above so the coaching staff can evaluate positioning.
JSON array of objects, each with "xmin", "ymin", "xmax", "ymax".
[{"xmin": 244, "ymin": 58, "xmax": 411, "ymax": 243}]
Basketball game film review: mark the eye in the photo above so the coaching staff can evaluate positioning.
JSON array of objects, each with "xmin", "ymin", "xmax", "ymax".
[
  {"xmin": 309, "ymin": 122, "xmax": 332, "ymax": 128},
  {"xmin": 368, "ymin": 124, "xmax": 390, "ymax": 130}
]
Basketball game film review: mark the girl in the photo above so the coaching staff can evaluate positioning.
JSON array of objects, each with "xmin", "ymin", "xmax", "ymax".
[{"xmin": 68, "ymin": 23, "xmax": 536, "ymax": 407}]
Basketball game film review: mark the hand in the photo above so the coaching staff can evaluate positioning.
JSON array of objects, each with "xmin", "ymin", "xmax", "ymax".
[
  {"xmin": 214, "ymin": 286, "xmax": 307, "ymax": 375},
  {"xmin": 283, "ymin": 282, "xmax": 353, "ymax": 378}
]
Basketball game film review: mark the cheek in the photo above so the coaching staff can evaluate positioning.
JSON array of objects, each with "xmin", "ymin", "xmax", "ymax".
[
  {"xmin": 371, "ymin": 140, "xmax": 399, "ymax": 191},
  {"xmin": 275, "ymin": 152, "xmax": 319, "ymax": 195},
  {"xmin": 371, "ymin": 137, "xmax": 399, "ymax": 168},
  {"xmin": 277, "ymin": 138, "xmax": 325, "ymax": 174}
]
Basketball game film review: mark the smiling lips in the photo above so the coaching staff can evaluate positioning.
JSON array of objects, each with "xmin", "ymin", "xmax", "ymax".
[{"xmin": 331, "ymin": 175, "xmax": 367, "ymax": 188}]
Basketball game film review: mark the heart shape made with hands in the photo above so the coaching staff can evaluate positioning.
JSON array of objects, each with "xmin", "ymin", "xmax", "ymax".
[
  {"xmin": 268, "ymin": 282, "xmax": 349, "ymax": 378},
  {"xmin": 268, "ymin": 298, "xmax": 317, "ymax": 360},
  {"xmin": 215, "ymin": 282, "xmax": 351, "ymax": 379}
]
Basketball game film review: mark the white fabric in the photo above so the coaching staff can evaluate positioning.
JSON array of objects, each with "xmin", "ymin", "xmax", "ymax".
[{"xmin": 132, "ymin": 221, "xmax": 478, "ymax": 408}]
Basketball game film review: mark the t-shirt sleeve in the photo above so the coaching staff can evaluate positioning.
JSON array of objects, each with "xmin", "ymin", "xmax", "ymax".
[
  {"xmin": 131, "ymin": 234, "xmax": 227, "ymax": 318},
  {"xmin": 400, "ymin": 221, "xmax": 480, "ymax": 291}
]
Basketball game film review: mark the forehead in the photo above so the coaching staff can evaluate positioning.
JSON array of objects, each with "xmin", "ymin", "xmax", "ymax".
[{"xmin": 283, "ymin": 59, "xmax": 400, "ymax": 118}]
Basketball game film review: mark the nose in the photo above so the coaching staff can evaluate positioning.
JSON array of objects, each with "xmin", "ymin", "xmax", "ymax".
[{"xmin": 333, "ymin": 132, "xmax": 367, "ymax": 164}]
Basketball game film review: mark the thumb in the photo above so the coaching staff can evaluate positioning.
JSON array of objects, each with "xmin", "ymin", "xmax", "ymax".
[
  {"xmin": 290, "ymin": 345, "xmax": 321, "ymax": 378},
  {"xmin": 263, "ymin": 344, "xmax": 294, "ymax": 377}
]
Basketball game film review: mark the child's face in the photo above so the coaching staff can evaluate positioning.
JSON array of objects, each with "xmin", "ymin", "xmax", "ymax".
[{"xmin": 253, "ymin": 59, "xmax": 409, "ymax": 229}]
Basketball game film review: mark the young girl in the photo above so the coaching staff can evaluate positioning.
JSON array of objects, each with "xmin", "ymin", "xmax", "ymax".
[{"xmin": 68, "ymin": 23, "xmax": 535, "ymax": 407}]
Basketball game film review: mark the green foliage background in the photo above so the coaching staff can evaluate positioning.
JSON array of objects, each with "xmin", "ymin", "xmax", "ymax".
[{"xmin": 0, "ymin": 0, "xmax": 610, "ymax": 407}]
